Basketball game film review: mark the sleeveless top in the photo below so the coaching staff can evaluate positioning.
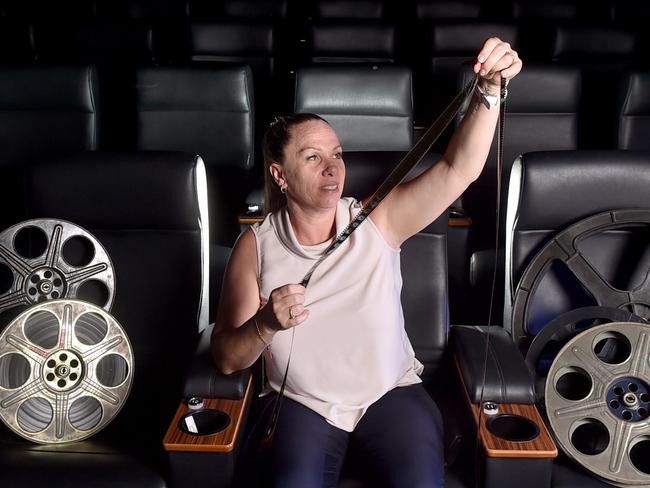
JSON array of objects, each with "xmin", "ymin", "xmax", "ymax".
[{"xmin": 251, "ymin": 197, "xmax": 423, "ymax": 432}]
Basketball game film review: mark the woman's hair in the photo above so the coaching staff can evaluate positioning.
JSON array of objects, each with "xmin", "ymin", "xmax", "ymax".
[{"xmin": 262, "ymin": 113, "xmax": 328, "ymax": 214}]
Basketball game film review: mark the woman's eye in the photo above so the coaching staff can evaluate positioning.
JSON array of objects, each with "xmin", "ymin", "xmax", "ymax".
[
  {"xmin": 307, "ymin": 154, "xmax": 318, "ymax": 161},
  {"xmin": 333, "ymin": 152, "xmax": 342, "ymax": 159}
]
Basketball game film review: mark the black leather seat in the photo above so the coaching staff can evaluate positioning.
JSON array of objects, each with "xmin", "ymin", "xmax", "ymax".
[
  {"xmin": 187, "ymin": 20, "xmax": 280, "ymax": 122},
  {"xmin": 503, "ymin": 149, "xmax": 650, "ymax": 487},
  {"xmin": 33, "ymin": 19, "xmax": 154, "ymax": 150},
  {"xmin": 315, "ymin": 0, "xmax": 385, "ymax": 19},
  {"xmin": 305, "ymin": 20, "xmax": 397, "ymax": 64},
  {"xmin": 512, "ymin": 0, "xmax": 580, "ymax": 20},
  {"xmin": 550, "ymin": 25, "xmax": 638, "ymax": 150},
  {"xmin": 618, "ymin": 70, "xmax": 650, "ymax": 150},
  {"xmin": 0, "ymin": 20, "xmax": 35, "ymax": 62},
  {"xmin": 188, "ymin": 0, "xmax": 288, "ymax": 19},
  {"xmin": 415, "ymin": 0, "xmax": 481, "ymax": 19},
  {"xmin": 0, "ymin": 65, "xmax": 99, "ymax": 232},
  {"xmin": 294, "ymin": 64, "xmax": 413, "ymax": 151},
  {"xmin": 0, "ymin": 151, "xmax": 210, "ymax": 488},
  {"xmin": 134, "ymin": 64, "xmax": 255, "ymax": 248}
]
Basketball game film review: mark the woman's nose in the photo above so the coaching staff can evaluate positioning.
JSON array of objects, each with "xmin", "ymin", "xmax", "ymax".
[{"xmin": 323, "ymin": 159, "xmax": 340, "ymax": 175}]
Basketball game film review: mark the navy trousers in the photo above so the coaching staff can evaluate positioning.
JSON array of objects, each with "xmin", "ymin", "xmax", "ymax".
[{"xmin": 245, "ymin": 383, "xmax": 445, "ymax": 488}]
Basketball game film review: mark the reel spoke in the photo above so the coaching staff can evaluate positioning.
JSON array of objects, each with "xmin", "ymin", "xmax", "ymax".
[
  {"xmin": 44, "ymin": 225, "xmax": 63, "ymax": 269},
  {"xmin": 0, "ymin": 379, "xmax": 45, "ymax": 408},
  {"xmin": 56, "ymin": 304, "xmax": 74, "ymax": 350},
  {"xmin": 609, "ymin": 421, "xmax": 634, "ymax": 474},
  {"xmin": 82, "ymin": 336, "xmax": 123, "ymax": 363},
  {"xmin": 82, "ymin": 377, "xmax": 120, "ymax": 405},
  {"xmin": 552, "ymin": 400, "xmax": 608, "ymax": 420},
  {"xmin": 628, "ymin": 330, "xmax": 650, "ymax": 377},
  {"xmin": 54, "ymin": 393, "xmax": 69, "ymax": 440},
  {"xmin": 0, "ymin": 243, "xmax": 32, "ymax": 277},
  {"xmin": 64, "ymin": 262, "xmax": 109, "ymax": 285},
  {"xmin": 0, "ymin": 290, "xmax": 30, "ymax": 310},
  {"xmin": 564, "ymin": 251, "xmax": 627, "ymax": 309},
  {"xmin": 5, "ymin": 334, "xmax": 49, "ymax": 362},
  {"xmin": 569, "ymin": 345, "xmax": 612, "ymax": 386}
]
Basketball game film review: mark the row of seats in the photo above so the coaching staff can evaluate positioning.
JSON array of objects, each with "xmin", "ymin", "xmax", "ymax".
[
  {"xmin": 2, "ymin": 18, "xmax": 647, "ymax": 128},
  {"xmin": 0, "ymin": 0, "xmax": 647, "ymax": 22},
  {"xmin": 1, "ymin": 62, "xmax": 649, "ymax": 325}
]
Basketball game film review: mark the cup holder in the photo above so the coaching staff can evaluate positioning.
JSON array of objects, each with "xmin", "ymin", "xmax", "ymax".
[
  {"xmin": 179, "ymin": 409, "xmax": 231, "ymax": 436},
  {"xmin": 486, "ymin": 414, "xmax": 540, "ymax": 442}
]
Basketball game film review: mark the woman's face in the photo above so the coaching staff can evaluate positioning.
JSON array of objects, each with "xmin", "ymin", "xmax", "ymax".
[{"xmin": 272, "ymin": 119, "xmax": 345, "ymax": 212}]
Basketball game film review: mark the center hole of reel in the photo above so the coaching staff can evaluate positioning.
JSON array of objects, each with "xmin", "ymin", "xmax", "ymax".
[{"xmin": 607, "ymin": 377, "xmax": 650, "ymax": 422}]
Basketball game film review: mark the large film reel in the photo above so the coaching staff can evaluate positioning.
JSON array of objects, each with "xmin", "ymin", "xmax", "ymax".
[
  {"xmin": 0, "ymin": 219, "xmax": 116, "ymax": 320},
  {"xmin": 512, "ymin": 209, "xmax": 650, "ymax": 348},
  {"xmin": 0, "ymin": 300, "xmax": 133, "ymax": 443},
  {"xmin": 546, "ymin": 322, "xmax": 650, "ymax": 485}
]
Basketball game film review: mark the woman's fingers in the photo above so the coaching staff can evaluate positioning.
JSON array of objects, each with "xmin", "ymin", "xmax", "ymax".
[
  {"xmin": 474, "ymin": 38, "xmax": 523, "ymax": 82},
  {"xmin": 268, "ymin": 284, "xmax": 309, "ymax": 329}
]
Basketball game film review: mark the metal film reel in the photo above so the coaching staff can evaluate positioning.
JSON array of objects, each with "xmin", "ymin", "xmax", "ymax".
[
  {"xmin": 512, "ymin": 209, "xmax": 650, "ymax": 348},
  {"xmin": 0, "ymin": 219, "xmax": 116, "ymax": 319},
  {"xmin": 546, "ymin": 322, "xmax": 650, "ymax": 485},
  {"xmin": 0, "ymin": 300, "xmax": 133, "ymax": 443}
]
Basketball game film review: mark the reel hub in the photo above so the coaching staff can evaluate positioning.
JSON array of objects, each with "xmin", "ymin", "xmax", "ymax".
[{"xmin": 27, "ymin": 267, "xmax": 67, "ymax": 303}]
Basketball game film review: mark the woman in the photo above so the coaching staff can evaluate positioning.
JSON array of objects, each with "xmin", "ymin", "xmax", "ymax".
[{"xmin": 212, "ymin": 38, "xmax": 522, "ymax": 487}]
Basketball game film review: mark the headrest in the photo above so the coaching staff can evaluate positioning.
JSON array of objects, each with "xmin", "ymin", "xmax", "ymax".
[
  {"xmin": 25, "ymin": 152, "xmax": 204, "ymax": 231},
  {"xmin": 191, "ymin": 21, "xmax": 274, "ymax": 55},
  {"xmin": 513, "ymin": 150, "xmax": 650, "ymax": 230},
  {"xmin": 429, "ymin": 22, "xmax": 519, "ymax": 54},
  {"xmin": 0, "ymin": 65, "xmax": 97, "ymax": 111},
  {"xmin": 295, "ymin": 65, "xmax": 413, "ymax": 151}
]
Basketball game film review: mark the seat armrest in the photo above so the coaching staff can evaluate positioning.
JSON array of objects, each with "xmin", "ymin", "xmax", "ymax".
[
  {"xmin": 183, "ymin": 323, "xmax": 251, "ymax": 400},
  {"xmin": 451, "ymin": 325, "xmax": 535, "ymax": 404}
]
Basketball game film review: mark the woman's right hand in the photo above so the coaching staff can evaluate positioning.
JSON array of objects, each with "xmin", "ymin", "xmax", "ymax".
[{"xmin": 258, "ymin": 284, "xmax": 309, "ymax": 331}]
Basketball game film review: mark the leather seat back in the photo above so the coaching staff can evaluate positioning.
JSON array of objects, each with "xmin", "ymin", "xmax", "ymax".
[
  {"xmin": 618, "ymin": 71, "xmax": 650, "ymax": 150},
  {"xmin": 135, "ymin": 64, "xmax": 254, "ymax": 245},
  {"xmin": 294, "ymin": 65, "xmax": 413, "ymax": 151}
]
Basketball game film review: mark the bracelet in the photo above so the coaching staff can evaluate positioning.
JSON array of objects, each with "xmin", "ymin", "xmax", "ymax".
[{"xmin": 254, "ymin": 315, "xmax": 271, "ymax": 349}]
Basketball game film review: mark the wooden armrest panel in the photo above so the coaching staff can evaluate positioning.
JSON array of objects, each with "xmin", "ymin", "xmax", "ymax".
[
  {"xmin": 455, "ymin": 357, "xmax": 557, "ymax": 459},
  {"xmin": 163, "ymin": 375, "xmax": 252, "ymax": 453}
]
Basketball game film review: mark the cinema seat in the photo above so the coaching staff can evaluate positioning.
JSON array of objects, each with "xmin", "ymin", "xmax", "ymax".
[
  {"xmin": 0, "ymin": 151, "xmax": 211, "ymax": 488},
  {"xmin": 503, "ymin": 150, "xmax": 650, "ymax": 486},
  {"xmin": 0, "ymin": 64, "xmax": 99, "ymax": 236},
  {"xmin": 134, "ymin": 64, "xmax": 255, "ymax": 248}
]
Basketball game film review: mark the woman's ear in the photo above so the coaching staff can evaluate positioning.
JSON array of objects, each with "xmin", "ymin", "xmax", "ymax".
[{"xmin": 269, "ymin": 162, "xmax": 285, "ymax": 189}]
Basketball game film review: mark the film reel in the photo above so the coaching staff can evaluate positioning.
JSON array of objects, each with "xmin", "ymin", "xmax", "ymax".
[
  {"xmin": 545, "ymin": 322, "xmax": 650, "ymax": 485},
  {"xmin": 511, "ymin": 209, "xmax": 650, "ymax": 349},
  {"xmin": 0, "ymin": 300, "xmax": 133, "ymax": 443},
  {"xmin": 0, "ymin": 219, "xmax": 116, "ymax": 320}
]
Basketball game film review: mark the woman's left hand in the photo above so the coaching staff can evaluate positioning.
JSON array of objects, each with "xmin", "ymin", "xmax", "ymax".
[{"xmin": 474, "ymin": 37, "xmax": 523, "ymax": 93}]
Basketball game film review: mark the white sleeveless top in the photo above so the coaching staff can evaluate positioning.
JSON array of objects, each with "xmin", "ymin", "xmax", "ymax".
[{"xmin": 252, "ymin": 197, "xmax": 423, "ymax": 432}]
